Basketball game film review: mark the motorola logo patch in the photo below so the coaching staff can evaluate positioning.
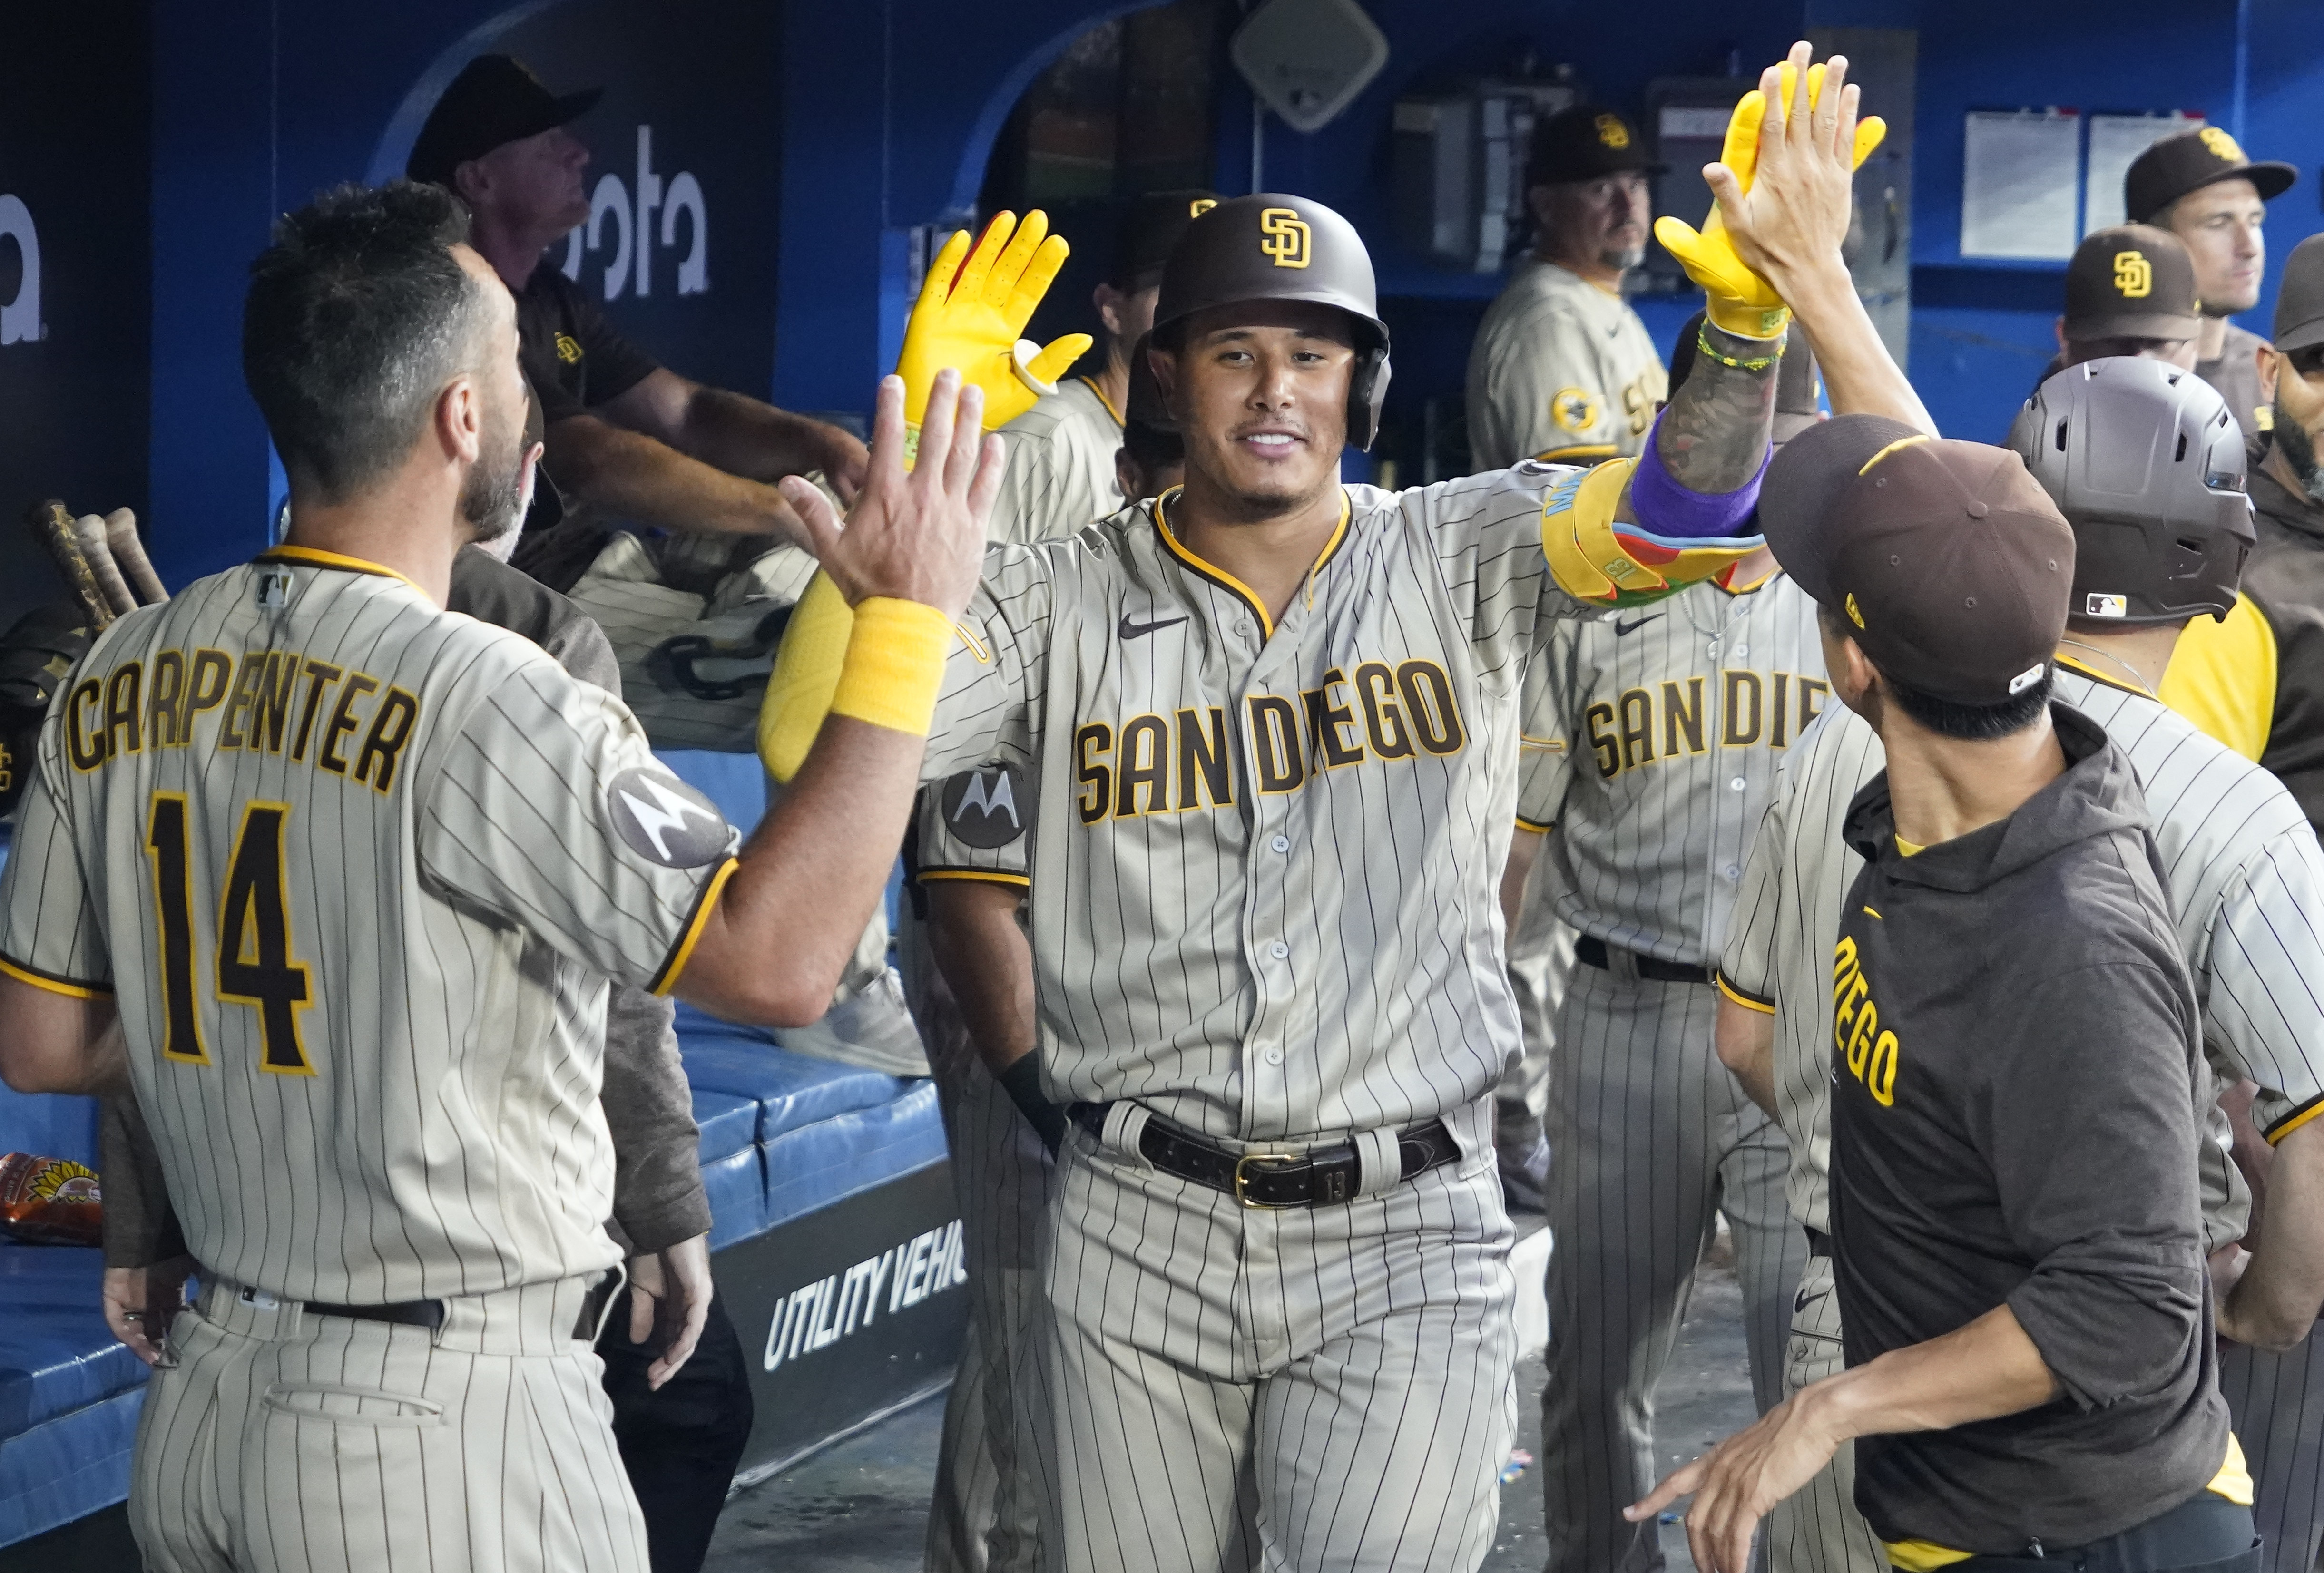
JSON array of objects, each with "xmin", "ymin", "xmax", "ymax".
[
  {"xmin": 940, "ymin": 764, "xmax": 1027, "ymax": 849},
  {"xmin": 607, "ymin": 767, "xmax": 734, "ymax": 869}
]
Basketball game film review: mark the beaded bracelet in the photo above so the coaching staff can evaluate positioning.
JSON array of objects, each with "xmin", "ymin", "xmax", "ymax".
[{"xmin": 1695, "ymin": 324, "xmax": 1784, "ymax": 374}]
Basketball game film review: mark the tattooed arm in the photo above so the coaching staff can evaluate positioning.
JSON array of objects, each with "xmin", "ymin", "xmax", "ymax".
[{"xmin": 1633, "ymin": 327, "xmax": 1781, "ymax": 502}]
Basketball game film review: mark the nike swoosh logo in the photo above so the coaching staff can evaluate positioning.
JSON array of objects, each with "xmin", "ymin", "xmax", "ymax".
[
  {"xmin": 1794, "ymin": 1285, "xmax": 1830, "ymax": 1316},
  {"xmin": 1118, "ymin": 612, "xmax": 1189, "ymax": 641},
  {"xmin": 1614, "ymin": 615, "xmax": 1662, "ymax": 637}
]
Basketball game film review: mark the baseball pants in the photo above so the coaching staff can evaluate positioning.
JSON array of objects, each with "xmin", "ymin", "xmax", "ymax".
[
  {"xmin": 1033, "ymin": 1098, "xmax": 1516, "ymax": 1573},
  {"xmin": 1764, "ymin": 1254, "xmax": 1886, "ymax": 1573},
  {"xmin": 902, "ymin": 920, "xmax": 1054, "ymax": 1573},
  {"xmin": 131, "ymin": 1271, "xmax": 647, "ymax": 1573},
  {"xmin": 598, "ymin": 1290, "xmax": 756, "ymax": 1573},
  {"xmin": 1540, "ymin": 959, "xmax": 1806, "ymax": 1573},
  {"xmin": 2220, "ymin": 1331, "xmax": 2324, "ymax": 1573}
]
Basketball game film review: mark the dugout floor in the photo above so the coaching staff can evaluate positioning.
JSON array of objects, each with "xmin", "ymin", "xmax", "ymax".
[{"xmin": 703, "ymin": 1231, "xmax": 1757, "ymax": 1572}]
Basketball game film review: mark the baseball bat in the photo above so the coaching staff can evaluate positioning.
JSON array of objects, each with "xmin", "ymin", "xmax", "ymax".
[
  {"xmin": 25, "ymin": 501, "xmax": 114, "ymax": 629},
  {"xmin": 104, "ymin": 508, "xmax": 168, "ymax": 605},
  {"xmin": 72, "ymin": 513, "xmax": 139, "ymax": 618}
]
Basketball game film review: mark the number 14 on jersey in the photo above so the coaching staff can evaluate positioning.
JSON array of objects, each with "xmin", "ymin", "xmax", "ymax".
[{"xmin": 145, "ymin": 792, "xmax": 315, "ymax": 1075}]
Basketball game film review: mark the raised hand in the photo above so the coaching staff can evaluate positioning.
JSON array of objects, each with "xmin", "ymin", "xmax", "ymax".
[
  {"xmin": 780, "ymin": 370, "xmax": 1001, "ymax": 619},
  {"xmin": 1654, "ymin": 41, "xmax": 1885, "ymax": 336},
  {"xmin": 895, "ymin": 211, "xmax": 1093, "ymax": 432}
]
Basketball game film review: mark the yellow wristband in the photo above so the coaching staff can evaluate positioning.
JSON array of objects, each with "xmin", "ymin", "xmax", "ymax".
[
  {"xmin": 1703, "ymin": 297, "xmax": 1792, "ymax": 341},
  {"xmin": 830, "ymin": 597, "xmax": 953, "ymax": 738}
]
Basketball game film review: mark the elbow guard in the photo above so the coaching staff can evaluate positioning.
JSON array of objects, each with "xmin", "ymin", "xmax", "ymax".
[{"xmin": 1540, "ymin": 425, "xmax": 1767, "ymax": 608}]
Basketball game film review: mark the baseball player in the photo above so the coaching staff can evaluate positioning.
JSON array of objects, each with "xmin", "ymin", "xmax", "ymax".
[
  {"xmin": 986, "ymin": 191, "xmax": 1217, "ymax": 544},
  {"xmin": 2039, "ymin": 224, "xmax": 2203, "ymax": 381},
  {"xmin": 94, "ymin": 531, "xmax": 758, "ymax": 1573},
  {"xmin": 758, "ymin": 46, "xmax": 1879, "ymax": 1570},
  {"xmin": 2125, "ymin": 126, "xmax": 2297, "ymax": 446},
  {"xmin": 1717, "ymin": 364, "xmax": 2324, "ymax": 1573},
  {"xmin": 907, "ymin": 343, "xmax": 1187, "ymax": 1573},
  {"xmin": 1468, "ymin": 103, "xmax": 1670, "ymax": 470},
  {"xmin": 1644, "ymin": 413, "xmax": 2245, "ymax": 1573},
  {"xmin": 0, "ymin": 180, "xmax": 995, "ymax": 1572}
]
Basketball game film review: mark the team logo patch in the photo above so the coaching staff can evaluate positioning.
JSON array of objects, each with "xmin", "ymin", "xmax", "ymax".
[
  {"xmin": 1595, "ymin": 112, "xmax": 1631, "ymax": 151},
  {"xmin": 1550, "ymin": 387, "xmax": 1602, "ymax": 433},
  {"xmin": 2199, "ymin": 126, "xmax": 2245, "ymax": 164},
  {"xmin": 2085, "ymin": 592, "xmax": 2128, "ymax": 619},
  {"xmin": 606, "ymin": 766, "xmax": 733, "ymax": 869},
  {"xmin": 555, "ymin": 331, "xmax": 584, "ymax": 364},
  {"xmin": 940, "ymin": 764, "xmax": 1027, "ymax": 850},
  {"xmin": 1845, "ymin": 592, "xmax": 1866, "ymax": 628},
  {"xmin": 1258, "ymin": 207, "xmax": 1311, "ymax": 269},
  {"xmin": 2113, "ymin": 250, "xmax": 2153, "ymax": 298},
  {"xmin": 1189, "ymin": 197, "xmax": 1217, "ymax": 217}
]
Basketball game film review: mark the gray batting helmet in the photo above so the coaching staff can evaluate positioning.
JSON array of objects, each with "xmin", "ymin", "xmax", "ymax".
[
  {"xmin": 1149, "ymin": 193, "xmax": 1392, "ymax": 451},
  {"xmin": 2006, "ymin": 356, "xmax": 2254, "ymax": 626}
]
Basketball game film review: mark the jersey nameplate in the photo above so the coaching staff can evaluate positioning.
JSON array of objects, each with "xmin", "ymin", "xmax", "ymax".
[
  {"xmin": 65, "ymin": 648, "xmax": 420, "ymax": 794},
  {"xmin": 1583, "ymin": 669, "xmax": 1829, "ymax": 780}
]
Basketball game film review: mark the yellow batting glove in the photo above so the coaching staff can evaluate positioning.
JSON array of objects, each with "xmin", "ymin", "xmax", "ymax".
[
  {"xmin": 895, "ymin": 211, "xmax": 1093, "ymax": 448},
  {"xmin": 759, "ymin": 571, "xmax": 854, "ymax": 784},
  {"xmin": 1653, "ymin": 62, "xmax": 1887, "ymax": 339}
]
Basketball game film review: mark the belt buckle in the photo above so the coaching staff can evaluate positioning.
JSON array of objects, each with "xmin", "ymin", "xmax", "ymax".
[{"xmin": 1232, "ymin": 1152, "xmax": 1302, "ymax": 1210}]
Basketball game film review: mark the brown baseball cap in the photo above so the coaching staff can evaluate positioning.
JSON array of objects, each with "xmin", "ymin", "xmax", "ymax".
[
  {"xmin": 2125, "ymin": 125, "xmax": 2295, "ymax": 224},
  {"xmin": 408, "ymin": 56, "xmax": 601, "ymax": 188},
  {"xmin": 2063, "ymin": 225, "xmax": 2200, "ymax": 342},
  {"xmin": 2274, "ymin": 233, "xmax": 2324, "ymax": 354},
  {"xmin": 1112, "ymin": 191, "xmax": 1223, "ymax": 289},
  {"xmin": 1762, "ymin": 417, "xmax": 2075, "ymax": 706}
]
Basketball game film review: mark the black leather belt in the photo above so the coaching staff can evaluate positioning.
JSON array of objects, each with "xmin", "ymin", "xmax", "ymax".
[
  {"xmin": 1575, "ymin": 934, "xmax": 1711, "ymax": 985},
  {"xmin": 1806, "ymin": 1227, "xmax": 1833, "ymax": 1258},
  {"xmin": 303, "ymin": 1270, "xmax": 620, "ymax": 1340},
  {"xmin": 1068, "ymin": 1104, "xmax": 1462, "ymax": 1209}
]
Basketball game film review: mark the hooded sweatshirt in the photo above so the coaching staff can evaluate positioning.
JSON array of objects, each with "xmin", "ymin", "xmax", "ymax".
[{"xmin": 1829, "ymin": 703, "xmax": 2227, "ymax": 1554}]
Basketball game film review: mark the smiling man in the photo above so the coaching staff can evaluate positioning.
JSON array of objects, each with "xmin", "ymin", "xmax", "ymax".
[{"xmin": 755, "ymin": 45, "xmax": 1878, "ymax": 1571}]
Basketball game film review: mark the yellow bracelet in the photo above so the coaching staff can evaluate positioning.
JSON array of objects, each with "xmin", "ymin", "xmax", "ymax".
[
  {"xmin": 1694, "ymin": 325, "xmax": 1785, "ymax": 374},
  {"xmin": 830, "ymin": 597, "xmax": 953, "ymax": 738},
  {"xmin": 1703, "ymin": 296, "xmax": 1792, "ymax": 341}
]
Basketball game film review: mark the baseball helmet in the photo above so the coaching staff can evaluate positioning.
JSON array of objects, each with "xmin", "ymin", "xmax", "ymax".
[
  {"xmin": 1149, "ymin": 193, "xmax": 1392, "ymax": 451},
  {"xmin": 2006, "ymin": 356, "xmax": 2254, "ymax": 626}
]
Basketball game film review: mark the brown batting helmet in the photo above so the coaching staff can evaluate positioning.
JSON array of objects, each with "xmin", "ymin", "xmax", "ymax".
[{"xmin": 1149, "ymin": 193, "xmax": 1392, "ymax": 450}]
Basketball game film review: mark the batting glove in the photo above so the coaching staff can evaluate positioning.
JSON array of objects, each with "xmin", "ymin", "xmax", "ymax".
[{"xmin": 896, "ymin": 210, "xmax": 1091, "ymax": 448}]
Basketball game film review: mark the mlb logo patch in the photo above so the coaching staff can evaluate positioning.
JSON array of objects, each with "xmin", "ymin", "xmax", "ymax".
[
  {"xmin": 256, "ymin": 569, "xmax": 294, "ymax": 609},
  {"xmin": 2084, "ymin": 593, "xmax": 2127, "ymax": 619}
]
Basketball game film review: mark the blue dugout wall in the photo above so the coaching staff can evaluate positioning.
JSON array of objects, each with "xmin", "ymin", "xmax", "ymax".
[{"xmin": 10, "ymin": 0, "xmax": 2317, "ymax": 597}]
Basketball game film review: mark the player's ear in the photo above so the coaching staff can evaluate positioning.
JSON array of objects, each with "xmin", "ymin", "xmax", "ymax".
[
  {"xmin": 1524, "ymin": 183, "xmax": 1558, "ymax": 233},
  {"xmin": 1094, "ymin": 282, "xmax": 1126, "ymax": 342},
  {"xmin": 435, "ymin": 373, "xmax": 484, "ymax": 466},
  {"xmin": 1114, "ymin": 447, "xmax": 1142, "ymax": 504},
  {"xmin": 1147, "ymin": 340, "xmax": 1182, "ymax": 425},
  {"xmin": 2259, "ymin": 345, "xmax": 2281, "ymax": 403}
]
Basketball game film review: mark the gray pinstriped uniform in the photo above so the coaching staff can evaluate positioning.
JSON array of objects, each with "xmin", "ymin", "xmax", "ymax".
[
  {"xmin": 902, "ymin": 466, "xmax": 1657, "ymax": 1571},
  {"xmin": 986, "ymin": 377, "xmax": 1125, "ymax": 547},
  {"xmin": 1723, "ymin": 666, "xmax": 2324, "ymax": 1573},
  {"xmin": 0, "ymin": 550, "xmax": 742, "ymax": 1572},
  {"xmin": 1513, "ymin": 570, "xmax": 1827, "ymax": 1573}
]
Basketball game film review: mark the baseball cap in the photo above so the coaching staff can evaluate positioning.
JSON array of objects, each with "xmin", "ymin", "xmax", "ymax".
[
  {"xmin": 407, "ymin": 55, "xmax": 601, "ymax": 188},
  {"xmin": 1762, "ymin": 417, "xmax": 2074, "ymax": 706},
  {"xmin": 1112, "ymin": 191, "xmax": 1222, "ymax": 289},
  {"xmin": 2124, "ymin": 125, "xmax": 2295, "ymax": 224},
  {"xmin": 2274, "ymin": 234, "xmax": 2324, "ymax": 354},
  {"xmin": 1528, "ymin": 105, "xmax": 1663, "ymax": 186},
  {"xmin": 2062, "ymin": 225, "xmax": 2199, "ymax": 342}
]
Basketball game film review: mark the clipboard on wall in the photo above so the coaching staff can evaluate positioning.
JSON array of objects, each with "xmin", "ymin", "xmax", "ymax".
[{"xmin": 1961, "ymin": 109, "xmax": 2081, "ymax": 260}]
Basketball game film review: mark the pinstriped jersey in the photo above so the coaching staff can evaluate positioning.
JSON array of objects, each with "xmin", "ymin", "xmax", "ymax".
[
  {"xmin": 1515, "ymin": 570, "xmax": 1830, "ymax": 966},
  {"xmin": 1722, "ymin": 666, "xmax": 2324, "ymax": 1238},
  {"xmin": 911, "ymin": 469, "xmax": 1625, "ymax": 1143},
  {"xmin": 988, "ymin": 376, "xmax": 1125, "ymax": 545},
  {"xmin": 0, "ymin": 548, "xmax": 737, "ymax": 1304},
  {"xmin": 1467, "ymin": 259, "xmax": 1667, "ymax": 469}
]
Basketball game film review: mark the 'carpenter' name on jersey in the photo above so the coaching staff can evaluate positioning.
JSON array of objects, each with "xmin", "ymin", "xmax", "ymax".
[{"xmin": 59, "ymin": 646, "xmax": 419, "ymax": 792}]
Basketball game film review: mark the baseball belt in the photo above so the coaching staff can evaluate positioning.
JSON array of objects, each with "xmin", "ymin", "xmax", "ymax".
[
  {"xmin": 1573, "ymin": 934, "xmax": 1712, "ymax": 985},
  {"xmin": 1935, "ymin": 1491, "xmax": 2256, "ymax": 1573},
  {"xmin": 1806, "ymin": 1226, "xmax": 1833, "ymax": 1258},
  {"xmin": 298, "ymin": 1268, "xmax": 622, "ymax": 1340},
  {"xmin": 1068, "ymin": 1103, "xmax": 1462, "ymax": 1209}
]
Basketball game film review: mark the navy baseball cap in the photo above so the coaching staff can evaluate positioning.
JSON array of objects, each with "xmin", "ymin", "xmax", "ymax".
[{"xmin": 408, "ymin": 56, "xmax": 601, "ymax": 188}]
